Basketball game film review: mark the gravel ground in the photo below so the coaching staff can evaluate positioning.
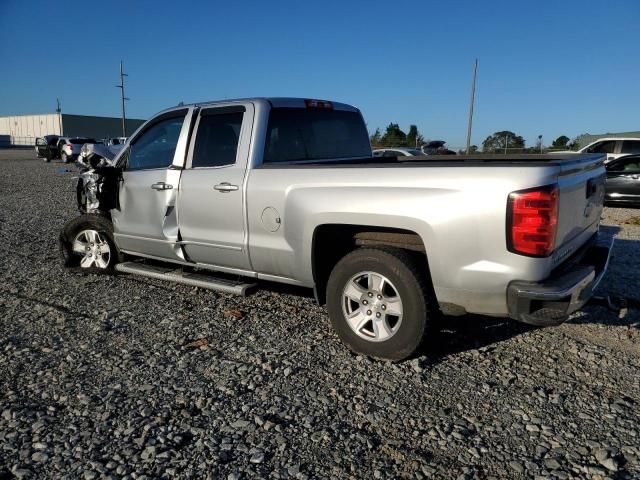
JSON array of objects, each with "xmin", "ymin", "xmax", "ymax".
[{"xmin": 1, "ymin": 149, "xmax": 639, "ymax": 480}]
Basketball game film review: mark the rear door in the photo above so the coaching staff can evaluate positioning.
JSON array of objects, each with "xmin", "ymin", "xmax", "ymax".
[
  {"xmin": 606, "ymin": 157, "xmax": 640, "ymax": 203},
  {"xmin": 177, "ymin": 103, "xmax": 254, "ymax": 271},
  {"xmin": 111, "ymin": 108, "xmax": 192, "ymax": 260}
]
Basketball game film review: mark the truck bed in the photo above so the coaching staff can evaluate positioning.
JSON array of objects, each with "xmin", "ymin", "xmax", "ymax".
[{"xmin": 256, "ymin": 153, "xmax": 605, "ymax": 168}]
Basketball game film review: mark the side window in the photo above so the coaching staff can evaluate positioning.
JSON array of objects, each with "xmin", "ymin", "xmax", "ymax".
[
  {"xmin": 588, "ymin": 140, "xmax": 616, "ymax": 154},
  {"xmin": 621, "ymin": 158, "xmax": 640, "ymax": 172},
  {"xmin": 36, "ymin": 138, "xmax": 46, "ymax": 146},
  {"xmin": 607, "ymin": 157, "xmax": 640, "ymax": 172},
  {"xmin": 127, "ymin": 115, "xmax": 185, "ymax": 171},
  {"xmin": 373, "ymin": 150, "xmax": 384, "ymax": 157},
  {"xmin": 192, "ymin": 110, "xmax": 244, "ymax": 168},
  {"xmin": 621, "ymin": 140, "xmax": 640, "ymax": 154}
]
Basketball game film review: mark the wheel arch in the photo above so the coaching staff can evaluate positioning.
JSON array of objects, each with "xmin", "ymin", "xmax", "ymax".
[{"xmin": 311, "ymin": 223, "xmax": 435, "ymax": 305}]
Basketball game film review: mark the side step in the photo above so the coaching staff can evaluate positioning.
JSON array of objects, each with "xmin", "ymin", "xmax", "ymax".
[{"xmin": 115, "ymin": 262, "xmax": 256, "ymax": 296}]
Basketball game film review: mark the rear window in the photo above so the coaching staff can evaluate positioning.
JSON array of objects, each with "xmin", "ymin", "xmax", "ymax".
[
  {"xmin": 70, "ymin": 138, "xmax": 97, "ymax": 144},
  {"xmin": 263, "ymin": 108, "xmax": 371, "ymax": 163},
  {"xmin": 621, "ymin": 140, "xmax": 640, "ymax": 154}
]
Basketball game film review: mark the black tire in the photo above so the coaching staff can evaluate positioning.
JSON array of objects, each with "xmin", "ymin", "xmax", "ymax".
[
  {"xmin": 326, "ymin": 248, "xmax": 434, "ymax": 361},
  {"xmin": 59, "ymin": 214, "xmax": 122, "ymax": 274},
  {"xmin": 61, "ymin": 152, "xmax": 69, "ymax": 163},
  {"xmin": 43, "ymin": 156, "xmax": 51, "ymax": 163}
]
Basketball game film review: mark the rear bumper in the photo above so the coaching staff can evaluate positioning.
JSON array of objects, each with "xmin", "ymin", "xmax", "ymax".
[{"xmin": 507, "ymin": 227, "xmax": 615, "ymax": 326}]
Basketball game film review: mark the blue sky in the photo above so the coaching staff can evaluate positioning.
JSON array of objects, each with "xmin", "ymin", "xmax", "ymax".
[{"xmin": 1, "ymin": 0, "xmax": 638, "ymax": 148}]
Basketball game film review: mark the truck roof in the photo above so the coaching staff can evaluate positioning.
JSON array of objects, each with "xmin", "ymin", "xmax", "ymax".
[{"xmin": 155, "ymin": 97, "xmax": 360, "ymax": 116}]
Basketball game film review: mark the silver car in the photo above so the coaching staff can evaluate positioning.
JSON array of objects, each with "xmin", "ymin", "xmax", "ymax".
[
  {"xmin": 373, "ymin": 147, "xmax": 424, "ymax": 157},
  {"xmin": 58, "ymin": 137, "xmax": 98, "ymax": 163}
]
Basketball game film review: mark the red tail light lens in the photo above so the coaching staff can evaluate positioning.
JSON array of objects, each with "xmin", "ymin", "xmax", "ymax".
[{"xmin": 507, "ymin": 185, "xmax": 559, "ymax": 257}]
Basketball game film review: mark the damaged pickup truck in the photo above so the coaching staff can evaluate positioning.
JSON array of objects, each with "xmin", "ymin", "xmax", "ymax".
[{"xmin": 60, "ymin": 97, "xmax": 613, "ymax": 360}]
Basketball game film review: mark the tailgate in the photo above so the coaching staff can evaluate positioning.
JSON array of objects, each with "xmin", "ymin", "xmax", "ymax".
[{"xmin": 552, "ymin": 154, "xmax": 606, "ymax": 267}]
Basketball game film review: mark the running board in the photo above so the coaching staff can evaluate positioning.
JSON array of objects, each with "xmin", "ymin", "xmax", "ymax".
[{"xmin": 115, "ymin": 262, "xmax": 256, "ymax": 296}]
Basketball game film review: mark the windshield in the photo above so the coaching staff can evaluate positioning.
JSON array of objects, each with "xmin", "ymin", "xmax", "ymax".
[{"xmin": 264, "ymin": 108, "xmax": 371, "ymax": 163}]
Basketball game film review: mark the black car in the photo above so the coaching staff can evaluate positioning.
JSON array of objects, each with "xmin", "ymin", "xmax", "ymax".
[
  {"xmin": 35, "ymin": 135, "xmax": 61, "ymax": 162},
  {"xmin": 605, "ymin": 154, "xmax": 640, "ymax": 208}
]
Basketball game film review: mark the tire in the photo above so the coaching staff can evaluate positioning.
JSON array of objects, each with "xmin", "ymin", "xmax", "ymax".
[
  {"xmin": 326, "ymin": 248, "xmax": 434, "ymax": 361},
  {"xmin": 61, "ymin": 152, "xmax": 69, "ymax": 163},
  {"xmin": 59, "ymin": 214, "xmax": 122, "ymax": 274},
  {"xmin": 43, "ymin": 156, "xmax": 51, "ymax": 163}
]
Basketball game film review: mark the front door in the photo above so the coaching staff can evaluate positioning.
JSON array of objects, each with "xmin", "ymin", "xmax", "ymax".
[
  {"xmin": 177, "ymin": 103, "xmax": 254, "ymax": 271},
  {"xmin": 111, "ymin": 109, "xmax": 191, "ymax": 260}
]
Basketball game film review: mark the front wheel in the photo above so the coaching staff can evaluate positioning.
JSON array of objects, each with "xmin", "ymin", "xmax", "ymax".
[
  {"xmin": 59, "ymin": 214, "xmax": 122, "ymax": 273},
  {"xmin": 326, "ymin": 248, "xmax": 434, "ymax": 361}
]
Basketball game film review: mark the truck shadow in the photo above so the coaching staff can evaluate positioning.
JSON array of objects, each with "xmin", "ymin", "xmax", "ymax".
[
  {"xmin": 421, "ymin": 313, "xmax": 536, "ymax": 361},
  {"xmin": 419, "ymin": 242, "xmax": 640, "ymax": 363}
]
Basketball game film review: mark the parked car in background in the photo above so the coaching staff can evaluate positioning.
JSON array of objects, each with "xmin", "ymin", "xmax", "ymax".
[
  {"xmin": 58, "ymin": 137, "xmax": 99, "ymax": 163},
  {"xmin": 421, "ymin": 140, "xmax": 456, "ymax": 155},
  {"xmin": 605, "ymin": 154, "xmax": 640, "ymax": 207},
  {"xmin": 35, "ymin": 135, "xmax": 61, "ymax": 162},
  {"xmin": 60, "ymin": 97, "xmax": 612, "ymax": 360},
  {"xmin": 373, "ymin": 147, "xmax": 424, "ymax": 157},
  {"xmin": 572, "ymin": 138, "xmax": 640, "ymax": 163}
]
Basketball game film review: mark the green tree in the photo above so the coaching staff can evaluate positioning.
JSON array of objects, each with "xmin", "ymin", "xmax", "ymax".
[
  {"xmin": 406, "ymin": 125, "xmax": 425, "ymax": 148},
  {"xmin": 370, "ymin": 128, "xmax": 382, "ymax": 147},
  {"xmin": 568, "ymin": 138, "xmax": 580, "ymax": 151},
  {"xmin": 482, "ymin": 131, "xmax": 525, "ymax": 153},
  {"xmin": 551, "ymin": 135, "xmax": 570, "ymax": 149},
  {"xmin": 380, "ymin": 123, "xmax": 407, "ymax": 147}
]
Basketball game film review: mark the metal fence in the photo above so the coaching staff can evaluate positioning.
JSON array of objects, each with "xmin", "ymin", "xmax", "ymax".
[{"xmin": 0, "ymin": 136, "xmax": 36, "ymax": 148}]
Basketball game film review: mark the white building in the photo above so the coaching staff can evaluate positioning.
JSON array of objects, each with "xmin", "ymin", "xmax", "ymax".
[{"xmin": 0, "ymin": 113, "xmax": 145, "ymax": 147}]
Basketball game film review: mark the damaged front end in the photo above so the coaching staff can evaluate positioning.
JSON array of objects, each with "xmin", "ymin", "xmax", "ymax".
[{"xmin": 76, "ymin": 147, "xmax": 122, "ymax": 214}]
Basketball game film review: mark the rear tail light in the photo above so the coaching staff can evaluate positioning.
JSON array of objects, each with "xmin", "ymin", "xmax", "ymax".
[{"xmin": 507, "ymin": 184, "xmax": 559, "ymax": 257}]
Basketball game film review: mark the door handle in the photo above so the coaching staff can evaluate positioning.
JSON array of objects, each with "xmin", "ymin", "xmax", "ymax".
[
  {"xmin": 214, "ymin": 182, "xmax": 239, "ymax": 192},
  {"xmin": 151, "ymin": 182, "xmax": 173, "ymax": 190}
]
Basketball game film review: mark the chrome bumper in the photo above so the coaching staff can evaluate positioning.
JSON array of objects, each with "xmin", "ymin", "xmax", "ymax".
[{"xmin": 507, "ymin": 227, "xmax": 615, "ymax": 326}]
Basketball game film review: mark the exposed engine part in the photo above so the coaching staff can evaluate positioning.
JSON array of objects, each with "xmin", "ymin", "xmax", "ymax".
[{"xmin": 77, "ymin": 167, "xmax": 122, "ymax": 214}]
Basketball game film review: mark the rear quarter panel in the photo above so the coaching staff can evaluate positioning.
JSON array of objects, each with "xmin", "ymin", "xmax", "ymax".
[{"xmin": 246, "ymin": 164, "xmax": 562, "ymax": 315}]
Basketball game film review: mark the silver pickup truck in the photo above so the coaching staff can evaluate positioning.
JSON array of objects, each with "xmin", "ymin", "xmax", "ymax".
[{"xmin": 60, "ymin": 97, "xmax": 613, "ymax": 360}]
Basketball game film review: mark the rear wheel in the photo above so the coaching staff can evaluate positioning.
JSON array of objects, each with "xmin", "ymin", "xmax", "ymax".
[
  {"xmin": 60, "ymin": 214, "xmax": 122, "ymax": 273},
  {"xmin": 326, "ymin": 248, "xmax": 433, "ymax": 360}
]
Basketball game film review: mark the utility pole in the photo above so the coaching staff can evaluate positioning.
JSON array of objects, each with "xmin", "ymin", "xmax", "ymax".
[
  {"xmin": 504, "ymin": 134, "xmax": 508, "ymax": 154},
  {"xmin": 465, "ymin": 58, "xmax": 478, "ymax": 154},
  {"xmin": 56, "ymin": 98, "xmax": 63, "ymax": 135},
  {"xmin": 538, "ymin": 134, "xmax": 543, "ymax": 153},
  {"xmin": 115, "ymin": 61, "xmax": 129, "ymax": 137}
]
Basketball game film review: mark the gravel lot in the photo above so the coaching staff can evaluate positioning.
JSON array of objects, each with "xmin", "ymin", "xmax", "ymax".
[{"xmin": 1, "ymin": 149, "xmax": 639, "ymax": 480}]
